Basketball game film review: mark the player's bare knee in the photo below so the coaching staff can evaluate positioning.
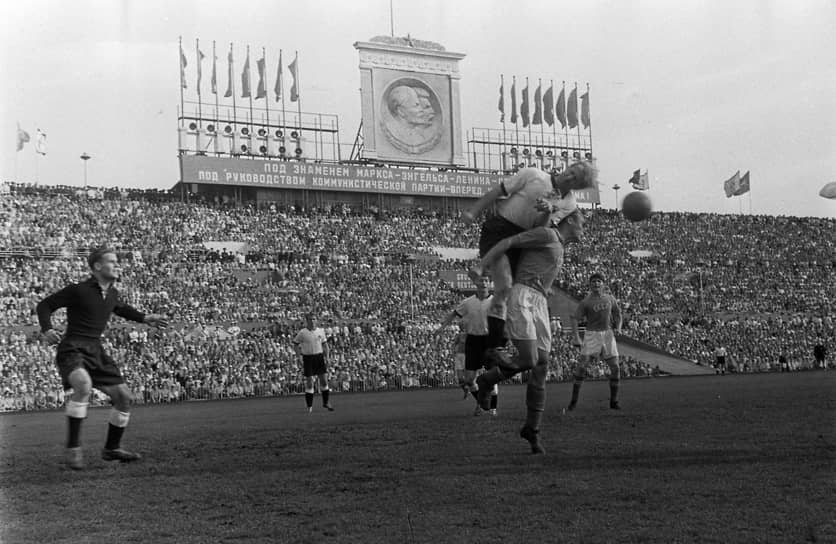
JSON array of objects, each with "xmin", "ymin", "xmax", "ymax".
[{"xmin": 68, "ymin": 369, "xmax": 93, "ymax": 398}]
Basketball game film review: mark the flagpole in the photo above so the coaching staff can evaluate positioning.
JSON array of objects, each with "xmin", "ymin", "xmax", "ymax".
[
  {"xmin": 295, "ymin": 51, "xmax": 302, "ymax": 143},
  {"xmin": 214, "ymin": 41, "xmax": 219, "ymax": 155},
  {"xmin": 538, "ymin": 78, "xmax": 545, "ymax": 170},
  {"xmin": 263, "ymin": 47, "xmax": 270, "ymax": 129},
  {"xmin": 196, "ymin": 38, "xmax": 203, "ymax": 128},
  {"xmin": 247, "ymin": 46, "xmax": 254, "ymax": 141},
  {"xmin": 230, "ymin": 43, "xmax": 237, "ymax": 128},
  {"xmin": 574, "ymin": 83, "xmax": 581, "ymax": 158},
  {"xmin": 586, "ymin": 82, "xmax": 593, "ymax": 158},
  {"xmin": 179, "ymin": 36, "xmax": 185, "ymax": 128},
  {"xmin": 525, "ymin": 77, "xmax": 532, "ymax": 161},
  {"xmin": 279, "ymin": 50, "xmax": 287, "ymax": 137},
  {"xmin": 500, "ymin": 74, "xmax": 507, "ymax": 171},
  {"xmin": 550, "ymin": 80, "xmax": 558, "ymax": 169},
  {"xmin": 562, "ymin": 81, "xmax": 568, "ymax": 166},
  {"xmin": 513, "ymin": 76, "xmax": 519, "ymax": 165}
]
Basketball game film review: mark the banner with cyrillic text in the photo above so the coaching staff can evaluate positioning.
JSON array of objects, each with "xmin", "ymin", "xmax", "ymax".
[{"xmin": 180, "ymin": 156, "xmax": 600, "ymax": 203}]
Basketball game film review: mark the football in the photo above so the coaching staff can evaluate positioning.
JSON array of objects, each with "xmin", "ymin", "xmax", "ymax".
[{"xmin": 622, "ymin": 191, "xmax": 653, "ymax": 221}]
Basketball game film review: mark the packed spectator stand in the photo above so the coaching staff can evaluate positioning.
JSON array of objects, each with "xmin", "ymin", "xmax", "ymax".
[{"xmin": 1, "ymin": 182, "xmax": 832, "ymax": 411}]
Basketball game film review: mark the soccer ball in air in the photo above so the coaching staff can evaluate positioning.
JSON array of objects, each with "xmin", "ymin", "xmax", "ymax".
[{"xmin": 621, "ymin": 192, "xmax": 653, "ymax": 222}]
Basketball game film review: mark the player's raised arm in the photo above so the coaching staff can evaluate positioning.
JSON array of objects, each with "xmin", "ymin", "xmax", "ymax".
[{"xmin": 472, "ymin": 227, "xmax": 559, "ymax": 278}]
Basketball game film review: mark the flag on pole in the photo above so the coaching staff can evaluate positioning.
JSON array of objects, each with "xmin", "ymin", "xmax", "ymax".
[
  {"xmin": 256, "ymin": 54, "xmax": 266, "ymax": 99},
  {"xmin": 555, "ymin": 87, "xmax": 566, "ymax": 128},
  {"xmin": 196, "ymin": 48, "xmax": 205, "ymax": 95},
  {"xmin": 35, "ymin": 129, "xmax": 47, "ymax": 155},
  {"xmin": 532, "ymin": 83, "xmax": 542, "ymax": 125},
  {"xmin": 510, "ymin": 79, "xmax": 518, "ymax": 124},
  {"xmin": 520, "ymin": 81, "xmax": 530, "ymax": 127},
  {"xmin": 639, "ymin": 171, "xmax": 649, "ymax": 190},
  {"xmin": 288, "ymin": 55, "xmax": 299, "ymax": 102},
  {"xmin": 628, "ymin": 169, "xmax": 641, "ymax": 187},
  {"xmin": 16, "ymin": 123, "xmax": 30, "ymax": 151},
  {"xmin": 543, "ymin": 84, "xmax": 554, "ymax": 126},
  {"xmin": 224, "ymin": 45, "xmax": 233, "ymax": 98},
  {"xmin": 498, "ymin": 79, "xmax": 504, "ymax": 122},
  {"xmin": 580, "ymin": 90, "xmax": 591, "ymax": 128},
  {"xmin": 274, "ymin": 50, "xmax": 283, "ymax": 102},
  {"xmin": 241, "ymin": 49, "xmax": 251, "ymax": 98},
  {"xmin": 180, "ymin": 43, "xmax": 188, "ymax": 89},
  {"xmin": 210, "ymin": 46, "xmax": 217, "ymax": 94},
  {"xmin": 567, "ymin": 86, "xmax": 578, "ymax": 128},
  {"xmin": 723, "ymin": 170, "xmax": 741, "ymax": 198},
  {"xmin": 734, "ymin": 171, "xmax": 750, "ymax": 196}
]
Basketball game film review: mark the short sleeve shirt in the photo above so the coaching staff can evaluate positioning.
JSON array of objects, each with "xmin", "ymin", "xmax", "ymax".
[{"xmin": 293, "ymin": 327, "xmax": 326, "ymax": 355}]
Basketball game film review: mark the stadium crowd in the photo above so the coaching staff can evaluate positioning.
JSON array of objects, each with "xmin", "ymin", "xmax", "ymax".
[{"xmin": 1, "ymin": 183, "xmax": 832, "ymax": 410}]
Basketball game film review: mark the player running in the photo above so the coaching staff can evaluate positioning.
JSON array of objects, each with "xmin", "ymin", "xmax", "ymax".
[
  {"xmin": 567, "ymin": 273, "xmax": 623, "ymax": 411},
  {"xmin": 472, "ymin": 210, "xmax": 585, "ymax": 453},
  {"xmin": 463, "ymin": 162, "xmax": 597, "ymax": 352},
  {"xmin": 36, "ymin": 248, "xmax": 169, "ymax": 470}
]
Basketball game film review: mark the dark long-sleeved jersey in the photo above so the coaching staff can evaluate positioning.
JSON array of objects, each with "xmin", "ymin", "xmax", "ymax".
[{"xmin": 36, "ymin": 276, "xmax": 145, "ymax": 339}]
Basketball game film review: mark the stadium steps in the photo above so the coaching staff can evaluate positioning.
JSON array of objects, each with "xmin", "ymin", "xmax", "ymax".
[{"xmin": 549, "ymin": 287, "xmax": 715, "ymax": 376}]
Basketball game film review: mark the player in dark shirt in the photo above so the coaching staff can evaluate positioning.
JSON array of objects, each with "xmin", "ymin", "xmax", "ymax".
[
  {"xmin": 36, "ymin": 248, "xmax": 168, "ymax": 470},
  {"xmin": 813, "ymin": 339, "xmax": 827, "ymax": 370}
]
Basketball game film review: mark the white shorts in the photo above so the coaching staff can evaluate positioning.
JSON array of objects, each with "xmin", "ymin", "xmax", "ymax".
[
  {"xmin": 581, "ymin": 330, "xmax": 619, "ymax": 359},
  {"xmin": 505, "ymin": 284, "xmax": 551, "ymax": 353},
  {"xmin": 454, "ymin": 353, "xmax": 466, "ymax": 372}
]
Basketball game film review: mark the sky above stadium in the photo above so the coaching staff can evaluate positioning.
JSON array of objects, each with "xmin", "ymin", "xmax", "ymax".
[{"xmin": 1, "ymin": 0, "xmax": 834, "ymax": 218}]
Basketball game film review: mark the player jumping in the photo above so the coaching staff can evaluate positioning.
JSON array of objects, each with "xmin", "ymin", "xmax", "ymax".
[{"xmin": 462, "ymin": 161, "xmax": 597, "ymax": 352}]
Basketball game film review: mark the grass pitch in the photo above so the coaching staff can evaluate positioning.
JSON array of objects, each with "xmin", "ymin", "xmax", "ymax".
[{"xmin": 1, "ymin": 372, "xmax": 834, "ymax": 543}]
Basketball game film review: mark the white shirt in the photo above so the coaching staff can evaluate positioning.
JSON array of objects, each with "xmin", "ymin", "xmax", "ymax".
[
  {"xmin": 499, "ymin": 168, "xmax": 553, "ymax": 229},
  {"xmin": 294, "ymin": 327, "xmax": 326, "ymax": 355},
  {"xmin": 455, "ymin": 295, "xmax": 492, "ymax": 336}
]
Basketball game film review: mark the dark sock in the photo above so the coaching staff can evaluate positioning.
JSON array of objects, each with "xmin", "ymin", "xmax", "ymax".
[
  {"xmin": 105, "ymin": 424, "xmax": 125, "ymax": 450},
  {"xmin": 487, "ymin": 316, "xmax": 506, "ymax": 349},
  {"xmin": 322, "ymin": 390, "xmax": 330, "ymax": 406},
  {"xmin": 66, "ymin": 416, "xmax": 83, "ymax": 448},
  {"xmin": 570, "ymin": 381, "xmax": 582, "ymax": 404},
  {"xmin": 470, "ymin": 390, "xmax": 479, "ymax": 401},
  {"xmin": 305, "ymin": 393, "xmax": 314, "ymax": 407},
  {"xmin": 490, "ymin": 394, "xmax": 498, "ymax": 409},
  {"xmin": 610, "ymin": 381, "xmax": 620, "ymax": 403}
]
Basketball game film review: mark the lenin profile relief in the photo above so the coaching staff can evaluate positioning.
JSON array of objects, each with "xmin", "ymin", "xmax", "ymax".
[{"xmin": 379, "ymin": 78, "xmax": 443, "ymax": 155}]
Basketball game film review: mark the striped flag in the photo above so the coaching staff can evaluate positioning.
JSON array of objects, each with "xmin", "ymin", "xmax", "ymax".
[
  {"xmin": 179, "ymin": 42, "xmax": 188, "ymax": 89},
  {"xmin": 224, "ymin": 45, "xmax": 233, "ymax": 98},
  {"xmin": 510, "ymin": 79, "xmax": 518, "ymax": 124},
  {"xmin": 196, "ymin": 48, "xmax": 205, "ymax": 95},
  {"xmin": 520, "ymin": 81, "xmax": 530, "ymax": 127}
]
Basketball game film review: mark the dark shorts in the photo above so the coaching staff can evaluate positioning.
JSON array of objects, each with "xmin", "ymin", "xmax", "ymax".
[
  {"xmin": 478, "ymin": 215, "xmax": 526, "ymax": 256},
  {"xmin": 715, "ymin": 356, "xmax": 726, "ymax": 367},
  {"xmin": 465, "ymin": 334, "xmax": 490, "ymax": 371},
  {"xmin": 302, "ymin": 353, "xmax": 327, "ymax": 377},
  {"xmin": 56, "ymin": 338, "xmax": 124, "ymax": 390}
]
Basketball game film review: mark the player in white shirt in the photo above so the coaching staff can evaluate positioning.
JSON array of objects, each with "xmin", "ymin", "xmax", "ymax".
[
  {"xmin": 435, "ymin": 281, "xmax": 500, "ymax": 415},
  {"xmin": 463, "ymin": 162, "xmax": 597, "ymax": 353},
  {"xmin": 293, "ymin": 313, "xmax": 334, "ymax": 413}
]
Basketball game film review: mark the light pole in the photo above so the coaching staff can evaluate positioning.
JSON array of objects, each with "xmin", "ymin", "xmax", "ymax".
[
  {"xmin": 80, "ymin": 152, "xmax": 91, "ymax": 188},
  {"xmin": 612, "ymin": 183, "xmax": 621, "ymax": 211}
]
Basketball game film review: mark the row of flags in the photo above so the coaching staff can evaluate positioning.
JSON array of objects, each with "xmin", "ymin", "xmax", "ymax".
[
  {"xmin": 498, "ymin": 78, "xmax": 590, "ymax": 129},
  {"xmin": 629, "ymin": 169, "xmax": 650, "ymax": 190},
  {"xmin": 16, "ymin": 124, "xmax": 47, "ymax": 155},
  {"xmin": 723, "ymin": 170, "xmax": 751, "ymax": 197},
  {"xmin": 180, "ymin": 38, "xmax": 300, "ymax": 103}
]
